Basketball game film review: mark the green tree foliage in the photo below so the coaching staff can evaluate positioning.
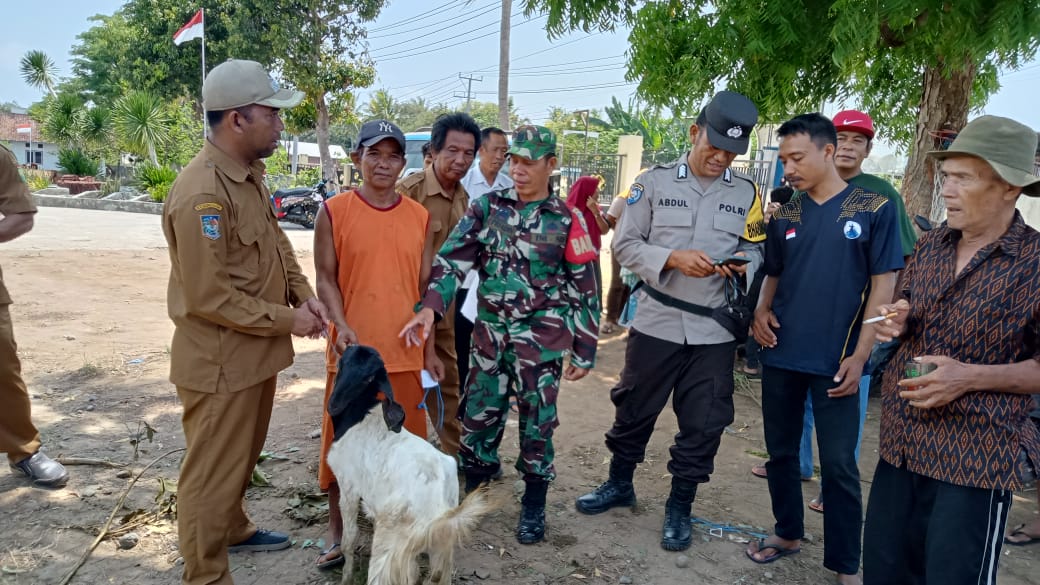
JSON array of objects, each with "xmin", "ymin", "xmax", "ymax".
[
  {"xmin": 524, "ymin": 0, "xmax": 1040, "ymax": 218},
  {"xmin": 241, "ymin": 0, "xmax": 385, "ymax": 194},
  {"xmin": 69, "ymin": 1, "xmax": 271, "ymax": 105},
  {"xmin": 57, "ymin": 148, "xmax": 100, "ymax": 177}
]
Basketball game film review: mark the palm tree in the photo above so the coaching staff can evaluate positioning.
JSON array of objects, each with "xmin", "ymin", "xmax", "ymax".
[
  {"xmin": 113, "ymin": 91, "xmax": 171, "ymax": 166},
  {"xmin": 42, "ymin": 94, "xmax": 83, "ymax": 148},
  {"xmin": 19, "ymin": 50, "xmax": 59, "ymax": 97},
  {"xmin": 365, "ymin": 89, "xmax": 398, "ymax": 121}
]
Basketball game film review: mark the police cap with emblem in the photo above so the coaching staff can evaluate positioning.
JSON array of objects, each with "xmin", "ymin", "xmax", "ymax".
[
  {"xmin": 356, "ymin": 119, "xmax": 407, "ymax": 153},
  {"xmin": 202, "ymin": 59, "xmax": 304, "ymax": 112},
  {"xmin": 696, "ymin": 90, "xmax": 759, "ymax": 155}
]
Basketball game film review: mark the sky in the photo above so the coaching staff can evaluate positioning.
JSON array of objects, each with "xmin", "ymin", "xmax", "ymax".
[{"xmin": 5, "ymin": 1, "xmax": 1039, "ymax": 139}]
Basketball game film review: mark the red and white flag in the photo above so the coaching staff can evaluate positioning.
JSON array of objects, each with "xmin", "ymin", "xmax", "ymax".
[
  {"xmin": 173, "ymin": 10, "xmax": 203, "ymax": 46},
  {"xmin": 15, "ymin": 123, "xmax": 32, "ymax": 135}
]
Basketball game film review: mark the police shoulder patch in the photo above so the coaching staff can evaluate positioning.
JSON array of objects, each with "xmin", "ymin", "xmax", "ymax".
[
  {"xmin": 200, "ymin": 215, "xmax": 221, "ymax": 240},
  {"xmin": 194, "ymin": 202, "xmax": 223, "ymax": 212},
  {"xmin": 627, "ymin": 183, "xmax": 644, "ymax": 205}
]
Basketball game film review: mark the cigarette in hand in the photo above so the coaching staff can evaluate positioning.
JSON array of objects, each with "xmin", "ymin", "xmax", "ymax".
[{"xmin": 862, "ymin": 312, "xmax": 899, "ymax": 325}]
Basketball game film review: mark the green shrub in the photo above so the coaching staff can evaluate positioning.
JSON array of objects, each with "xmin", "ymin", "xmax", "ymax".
[
  {"xmin": 137, "ymin": 164, "xmax": 177, "ymax": 190},
  {"xmin": 293, "ymin": 166, "xmax": 322, "ymax": 187},
  {"xmin": 149, "ymin": 181, "xmax": 171, "ymax": 202},
  {"xmin": 24, "ymin": 172, "xmax": 51, "ymax": 191},
  {"xmin": 57, "ymin": 148, "xmax": 99, "ymax": 177},
  {"xmin": 137, "ymin": 164, "xmax": 177, "ymax": 203}
]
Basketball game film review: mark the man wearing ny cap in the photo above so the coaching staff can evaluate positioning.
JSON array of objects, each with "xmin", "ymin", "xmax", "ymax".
[
  {"xmin": 400, "ymin": 125, "xmax": 600, "ymax": 545},
  {"xmin": 864, "ymin": 116, "xmax": 1040, "ymax": 585},
  {"xmin": 312, "ymin": 119, "xmax": 440, "ymax": 569},
  {"xmin": 162, "ymin": 59, "xmax": 327, "ymax": 585},
  {"xmin": 574, "ymin": 90, "xmax": 765, "ymax": 553}
]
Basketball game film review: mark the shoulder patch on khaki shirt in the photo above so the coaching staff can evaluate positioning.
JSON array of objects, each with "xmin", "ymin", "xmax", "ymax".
[{"xmin": 194, "ymin": 202, "xmax": 224, "ymax": 212}]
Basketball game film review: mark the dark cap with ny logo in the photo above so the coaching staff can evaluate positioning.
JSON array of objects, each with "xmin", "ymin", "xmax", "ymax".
[{"xmin": 356, "ymin": 119, "xmax": 406, "ymax": 153}]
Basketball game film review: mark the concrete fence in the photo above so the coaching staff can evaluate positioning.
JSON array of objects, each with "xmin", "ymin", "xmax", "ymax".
[{"xmin": 32, "ymin": 193, "xmax": 162, "ymax": 215}]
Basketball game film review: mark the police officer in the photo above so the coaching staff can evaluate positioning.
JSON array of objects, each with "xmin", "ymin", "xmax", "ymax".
[
  {"xmin": 575, "ymin": 91, "xmax": 764, "ymax": 553},
  {"xmin": 0, "ymin": 144, "xmax": 68, "ymax": 488},
  {"xmin": 401, "ymin": 126, "xmax": 600, "ymax": 545},
  {"xmin": 162, "ymin": 60, "xmax": 326, "ymax": 585}
]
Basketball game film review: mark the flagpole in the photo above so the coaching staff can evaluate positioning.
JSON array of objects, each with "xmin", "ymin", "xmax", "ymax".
[{"xmin": 201, "ymin": 8, "xmax": 208, "ymax": 139}]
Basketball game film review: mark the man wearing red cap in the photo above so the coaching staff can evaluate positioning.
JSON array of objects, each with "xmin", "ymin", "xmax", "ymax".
[{"xmin": 831, "ymin": 109, "xmax": 917, "ymax": 257}]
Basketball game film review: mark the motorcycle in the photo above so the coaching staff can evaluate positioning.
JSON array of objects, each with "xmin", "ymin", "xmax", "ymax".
[{"xmin": 271, "ymin": 179, "xmax": 328, "ymax": 229}]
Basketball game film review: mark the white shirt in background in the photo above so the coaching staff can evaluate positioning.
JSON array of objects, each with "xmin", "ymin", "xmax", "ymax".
[{"xmin": 459, "ymin": 165, "xmax": 514, "ymax": 292}]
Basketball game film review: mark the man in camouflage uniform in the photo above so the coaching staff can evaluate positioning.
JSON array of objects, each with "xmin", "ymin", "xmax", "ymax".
[
  {"xmin": 401, "ymin": 126, "xmax": 600, "ymax": 545},
  {"xmin": 575, "ymin": 91, "xmax": 765, "ymax": 553}
]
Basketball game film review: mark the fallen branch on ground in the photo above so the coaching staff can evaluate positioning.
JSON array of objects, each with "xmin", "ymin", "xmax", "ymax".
[
  {"xmin": 55, "ymin": 457, "xmax": 127, "ymax": 469},
  {"xmin": 58, "ymin": 447, "xmax": 185, "ymax": 585}
]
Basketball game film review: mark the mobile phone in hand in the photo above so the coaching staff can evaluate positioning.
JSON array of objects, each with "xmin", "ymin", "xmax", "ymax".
[{"xmin": 713, "ymin": 255, "xmax": 752, "ymax": 267}]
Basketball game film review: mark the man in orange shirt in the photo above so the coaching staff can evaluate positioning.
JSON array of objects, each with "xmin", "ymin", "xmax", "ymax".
[{"xmin": 312, "ymin": 119, "xmax": 441, "ymax": 569}]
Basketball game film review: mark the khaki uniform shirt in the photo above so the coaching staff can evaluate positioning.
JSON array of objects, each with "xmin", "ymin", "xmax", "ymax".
[
  {"xmin": 163, "ymin": 142, "xmax": 315, "ymax": 393},
  {"xmin": 397, "ymin": 165, "xmax": 468, "ymax": 336},
  {"xmin": 615, "ymin": 157, "xmax": 765, "ymax": 345},
  {"xmin": 0, "ymin": 145, "xmax": 36, "ymax": 305}
]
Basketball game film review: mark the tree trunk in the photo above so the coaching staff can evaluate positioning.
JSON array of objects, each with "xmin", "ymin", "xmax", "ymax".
[
  {"xmin": 498, "ymin": 0, "xmax": 512, "ymax": 130},
  {"xmin": 901, "ymin": 59, "xmax": 975, "ymax": 222},
  {"xmin": 315, "ymin": 92, "xmax": 339, "ymax": 195}
]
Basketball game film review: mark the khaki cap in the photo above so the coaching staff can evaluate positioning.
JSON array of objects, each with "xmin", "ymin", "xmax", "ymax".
[
  {"xmin": 202, "ymin": 59, "xmax": 304, "ymax": 112},
  {"xmin": 929, "ymin": 115, "xmax": 1040, "ymax": 197}
]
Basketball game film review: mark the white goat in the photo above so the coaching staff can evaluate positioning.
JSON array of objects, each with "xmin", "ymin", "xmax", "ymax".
[{"xmin": 326, "ymin": 345, "xmax": 491, "ymax": 585}]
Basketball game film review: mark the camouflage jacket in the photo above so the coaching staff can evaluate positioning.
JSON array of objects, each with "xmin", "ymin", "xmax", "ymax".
[{"xmin": 421, "ymin": 188, "xmax": 600, "ymax": 369}]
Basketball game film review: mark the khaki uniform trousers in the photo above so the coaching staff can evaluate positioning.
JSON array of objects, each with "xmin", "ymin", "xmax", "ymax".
[
  {"xmin": 429, "ymin": 307, "xmax": 462, "ymax": 457},
  {"xmin": 176, "ymin": 376, "xmax": 276, "ymax": 585},
  {"xmin": 0, "ymin": 304, "xmax": 40, "ymax": 464}
]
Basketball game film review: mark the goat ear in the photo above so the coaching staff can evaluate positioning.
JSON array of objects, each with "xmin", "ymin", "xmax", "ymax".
[{"xmin": 381, "ymin": 399, "xmax": 405, "ymax": 433}]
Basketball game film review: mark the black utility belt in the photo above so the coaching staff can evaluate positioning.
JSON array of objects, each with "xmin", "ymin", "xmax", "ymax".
[{"xmin": 634, "ymin": 282, "xmax": 715, "ymax": 317}]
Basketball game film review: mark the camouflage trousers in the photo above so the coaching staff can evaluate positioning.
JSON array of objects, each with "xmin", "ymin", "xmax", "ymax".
[{"xmin": 458, "ymin": 331, "xmax": 564, "ymax": 482}]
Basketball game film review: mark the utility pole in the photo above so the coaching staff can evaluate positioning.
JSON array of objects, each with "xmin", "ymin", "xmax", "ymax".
[
  {"xmin": 574, "ymin": 109, "xmax": 590, "ymax": 153},
  {"xmin": 497, "ymin": 0, "xmax": 512, "ymax": 130},
  {"xmin": 455, "ymin": 73, "xmax": 482, "ymax": 113}
]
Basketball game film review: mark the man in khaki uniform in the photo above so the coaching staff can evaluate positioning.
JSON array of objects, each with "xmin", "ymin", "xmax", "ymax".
[
  {"xmin": 163, "ymin": 60, "xmax": 326, "ymax": 585},
  {"xmin": 397, "ymin": 112, "xmax": 481, "ymax": 457},
  {"xmin": 0, "ymin": 145, "xmax": 68, "ymax": 488}
]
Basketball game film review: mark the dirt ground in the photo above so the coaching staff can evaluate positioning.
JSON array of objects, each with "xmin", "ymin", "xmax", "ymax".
[{"xmin": 0, "ymin": 209, "xmax": 1037, "ymax": 585}]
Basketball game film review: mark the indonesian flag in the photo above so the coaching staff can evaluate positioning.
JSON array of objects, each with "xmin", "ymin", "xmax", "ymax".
[
  {"xmin": 15, "ymin": 123, "xmax": 32, "ymax": 135},
  {"xmin": 173, "ymin": 10, "xmax": 203, "ymax": 46}
]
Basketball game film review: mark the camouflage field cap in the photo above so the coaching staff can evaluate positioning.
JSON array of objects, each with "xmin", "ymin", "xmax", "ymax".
[{"xmin": 508, "ymin": 125, "xmax": 557, "ymax": 160}]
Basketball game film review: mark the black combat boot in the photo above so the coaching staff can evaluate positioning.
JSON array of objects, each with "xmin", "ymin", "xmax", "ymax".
[
  {"xmin": 464, "ymin": 470, "xmax": 492, "ymax": 495},
  {"xmin": 661, "ymin": 477, "xmax": 696, "ymax": 551},
  {"xmin": 516, "ymin": 479, "xmax": 548, "ymax": 544},
  {"xmin": 575, "ymin": 458, "xmax": 637, "ymax": 515}
]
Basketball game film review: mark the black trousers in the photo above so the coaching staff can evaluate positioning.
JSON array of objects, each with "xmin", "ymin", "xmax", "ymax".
[
  {"xmin": 605, "ymin": 328, "xmax": 736, "ymax": 484},
  {"xmin": 454, "ymin": 287, "xmax": 472, "ymax": 390},
  {"xmin": 761, "ymin": 366, "xmax": 861, "ymax": 575},
  {"xmin": 863, "ymin": 460, "xmax": 1011, "ymax": 585}
]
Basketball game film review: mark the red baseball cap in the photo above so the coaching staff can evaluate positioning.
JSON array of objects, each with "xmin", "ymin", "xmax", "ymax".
[{"xmin": 833, "ymin": 109, "xmax": 875, "ymax": 139}]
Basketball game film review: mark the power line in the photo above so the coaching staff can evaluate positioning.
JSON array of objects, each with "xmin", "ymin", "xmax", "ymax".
[
  {"xmin": 510, "ymin": 63, "xmax": 626, "ymax": 77},
  {"xmin": 367, "ymin": 1, "xmax": 500, "ymax": 40},
  {"xmin": 372, "ymin": 14, "xmax": 546, "ymax": 62},
  {"xmin": 384, "ymin": 54, "xmax": 625, "ymax": 92},
  {"xmin": 371, "ymin": 9, "xmax": 525, "ymax": 59},
  {"xmin": 367, "ymin": 0, "xmax": 465, "ymax": 33},
  {"xmin": 473, "ymin": 80, "xmax": 638, "ymax": 95}
]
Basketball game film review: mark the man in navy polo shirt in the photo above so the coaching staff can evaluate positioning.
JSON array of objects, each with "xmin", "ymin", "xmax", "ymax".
[{"xmin": 747, "ymin": 113, "xmax": 903, "ymax": 585}]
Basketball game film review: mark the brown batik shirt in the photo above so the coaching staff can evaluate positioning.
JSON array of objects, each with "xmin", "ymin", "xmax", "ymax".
[{"xmin": 879, "ymin": 212, "xmax": 1040, "ymax": 491}]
